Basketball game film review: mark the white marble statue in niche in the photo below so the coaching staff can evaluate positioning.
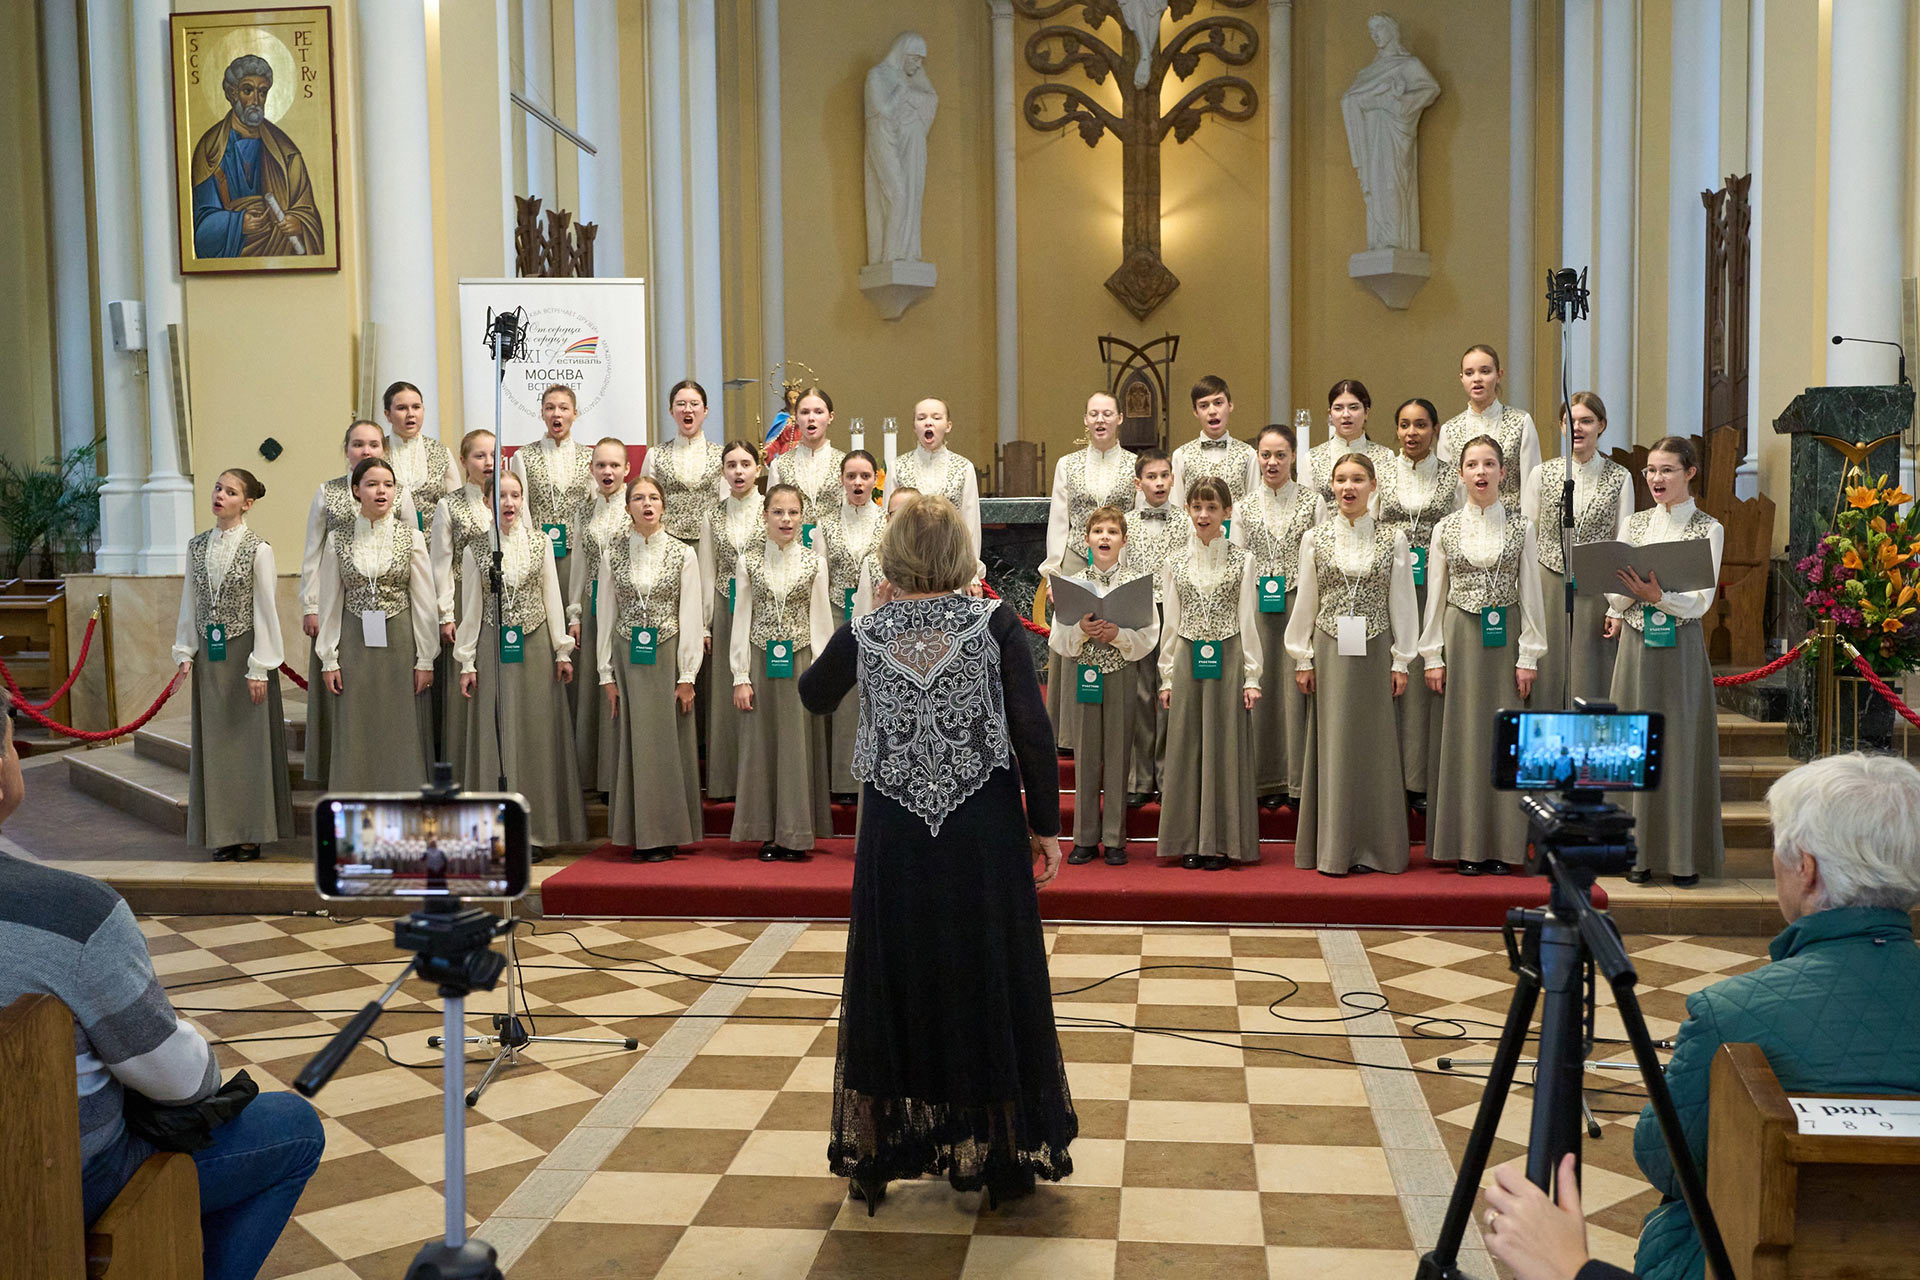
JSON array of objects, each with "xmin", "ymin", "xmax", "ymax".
[
  {"xmin": 1341, "ymin": 13, "xmax": 1441, "ymax": 253},
  {"xmin": 1117, "ymin": 0, "xmax": 1169, "ymax": 89},
  {"xmin": 864, "ymin": 32, "xmax": 938, "ymax": 266}
]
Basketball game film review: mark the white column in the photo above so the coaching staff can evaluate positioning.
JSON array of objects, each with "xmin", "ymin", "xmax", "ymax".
[
  {"xmin": 1267, "ymin": 0, "xmax": 1291, "ymax": 419},
  {"xmin": 132, "ymin": 0, "xmax": 194, "ymax": 573},
  {"xmin": 1506, "ymin": 0, "xmax": 1533, "ymax": 414},
  {"xmin": 1560, "ymin": 0, "xmax": 1596, "ymax": 391},
  {"xmin": 758, "ymin": 0, "xmax": 784, "ymax": 414},
  {"xmin": 1825, "ymin": 0, "xmax": 1910, "ymax": 388},
  {"xmin": 359, "ymin": 0, "xmax": 441, "ymax": 436},
  {"xmin": 1739, "ymin": 0, "xmax": 1764, "ymax": 498},
  {"xmin": 575, "ymin": 0, "xmax": 625, "ymax": 276},
  {"xmin": 1665, "ymin": 0, "xmax": 1719, "ymax": 444},
  {"xmin": 42, "ymin": 0, "xmax": 96, "ymax": 456},
  {"xmin": 1593, "ymin": 0, "xmax": 1635, "ymax": 418},
  {"xmin": 84, "ymin": 0, "xmax": 143, "ymax": 573},
  {"xmin": 647, "ymin": 0, "xmax": 688, "ymax": 441},
  {"xmin": 521, "ymin": 0, "xmax": 556, "ymax": 204},
  {"xmin": 685, "ymin": 0, "xmax": 726, "ymax": 440},
  {"xmin": 992, "ymin": 0, "xmax": 1018, "ymax": 445}
]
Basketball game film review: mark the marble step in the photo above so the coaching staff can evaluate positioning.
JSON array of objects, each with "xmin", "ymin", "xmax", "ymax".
[
  {"xmin": 134, "ymin": 717, "xmax": 309, "ymax": 780},
  {"xmin": 1716, "ymin": 713, "xmax": 1787, "ymax": 758},
  {"xmin": 68, "ymin": 744, "xmax": 190, "ymax": 834}
]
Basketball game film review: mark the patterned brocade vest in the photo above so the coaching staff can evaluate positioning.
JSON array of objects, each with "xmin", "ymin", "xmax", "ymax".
[
  {"xmin": 818, "ymin": 505, "xmax": 884, "ymax": 595},
  {"xmin": 1058, "ymin": 446, "xmax": 1140, "ymax": 563},
  {"xmin": 337, "ymin": 523, "xmax": 416, "ymax": 618},
  {"xmin": 1310, "ymin": 440, "xmax": 1396, "ymax": 505},
  {"xmin": 481, "ymin": 529, "xmax": 550, "ymax": 634},
  {"xmin": 1376, "ymin": 459, "xmax": 1458, "ymax": 560},
  {"xmin": 1308, "ymin": 522, "xmax": 1399, "ymax": 641},
  {"xmin": 189, "ymin": 529, "xmax": 263, "ymax": 639},
  {"xmin": 1436, "ymin": 510, "xmax": 1528, "ymax": 612},
  {"xmin": 1238, "ymin": 486, "xmax": 1319, "ymax": 583},
  {"xmin": 709, "ymin": 494, "xmax": 764, "ymax": 597},
  {"xmin": 1534, "ymin": 458, "xmax": 1630, "ymax": 575},
  {"xmin": 390, "ymin": 436, "xmax": 455, "ymax": 515},
  {"xmin": 770, "ymin": 445, "xmax": 845, "ymax": 523},
  {"xmin": 320, "ymin": 477, "xmax": 359, "ymax": 545},
  {"xmin": 608, "ymin": 533, "xmax": 691, "ymax": 642},
  {"xmin": 1621, "ymin": 507, "xmax": 1718, "ymax": 633},
  {"xmin": 1169, "ymin": 542, "xmax": 1250, "ymax": 643},
  {"xmin": 521, "ymin": 442, "xmax": 594, "ymax": 531},
  {"xmin": 1078, "ymin": 561, "xmax": 1147, "ymax": 673},
  {"xmin": 743, "ymin": 543, "xmax": 822, "ymax": 651},
  {"xmin": 1124, "ymin": 506, "xmax": 1190, "ymax": 604},
  {"xmin": 887, "ymin": 448, "xmax": 973, "ymax": 507},
  {"xmin": 1440, "ymin": 407, "xmax": 1530, "ymax": 503},
  {"xmin": 573, "ymin": 493, "xmax": 629, "ymax": 609},
  {"xmin": 441, "ymin": 489, "xmax": 493, "ymax": 614},
  {"xmin": 1176, "ymin": 437, "xmax": 1256, "ymax": 502},
  {"xmin": 654, "ymin": 440, "xmax": 727, "ymax": 542}
]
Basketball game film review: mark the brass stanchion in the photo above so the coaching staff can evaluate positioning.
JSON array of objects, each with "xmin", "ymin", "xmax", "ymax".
[
  {"xmin": 1815, "ymin": 618, "xmax": 1838, "ymax": 756},
  {"xmin": 97, "ymin": 592, "xmax": 119, "ymax": 733}
]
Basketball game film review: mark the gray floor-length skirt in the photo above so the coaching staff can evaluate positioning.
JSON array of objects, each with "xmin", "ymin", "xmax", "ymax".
[
  {"xmin": 608, "ymin": 646, "xmax": 702, "ymax": 849},
  {"xmin": 303, "ymin": 637, "xmax": 332, "ymax": 785},
  {"xmin": 1046, "ymin": 650, "xmax": 1075, "ymax": 751},
  {"xmin": 706, "ymin": 594, "xmax": 741, "ymax": 800},
  {"xmin": 730, "ymin": 643, "xmax": 832, "ymax": 849},
  {"xmin": 1426, "ymin": 608, "xmax": 1530, "ymax": 866},
  {"xmin": 827, "ymin": 600, "xmax": 860, "ymax": 794},
  {"xmin": 187, "ymin": 629, "xmax": 295, "ymax": 849},
  {"xmin": 572, "ymin": 596, "xmax": 616, "ymax": 794},
  {"xmin": 1610, "ymin": 620, "xmax": 1724, "ymax": 877},
  {"xmin": 1250, "ymin": 609, "xmax": 1305, "ymax": 798},
  {"xmin": 1533, "ymin": 565, "xmax": 1619, "ymax": 709},
  {"xmin": 1128, "ymin": 648, "xmax": 1167, "ymax": 796},
  {"xmin": 1063, "ymin": 660, "xmax": 1134, "ymax": 849},
  {"xmin": 327, "ymin": 612, "xmax": 432, "ymax": 792},
  {"xmin": 1294, "ymin": 630, "xmax": 1409, "ymax": 874},
  {"xmin": 461, "ymin": 617, "xmax": 587, "ymax": 848},
  {"xmin": 441, "ymin": 635, "xmax": 471, "ymax": 777},
  {"xmin": 1158, "ymin": 635, "xmax": 1260, "ymax": 863},
  {"xmin": 1396, "ymin": 582, "xmax": 1444, "ymax": 796}
]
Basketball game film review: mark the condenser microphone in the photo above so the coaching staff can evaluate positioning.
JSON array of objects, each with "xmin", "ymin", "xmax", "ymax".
[{"xmin": 1831, "ymin": 334, "xmax": 1909, "ymax": 387}]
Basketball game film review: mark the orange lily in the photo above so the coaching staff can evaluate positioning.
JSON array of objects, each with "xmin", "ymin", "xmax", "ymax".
[
  {"xmin": 1872, "ymin": 516, "xmax": 1890, "ymax": 535},
  {"xmin": 1849, "ymin": 485, "xmax": 1879, "ymax": 510},
  {"xmin": 1899, "ymin": 584, "xmax": 1916, "ymax": 608},
  {"xmin": 1886, "ymin": 485, "xmax": 1915, "ymax": 507},
  {"xmin": 1885, "ymin": 617, "xmax": 1905, "ymax": 633},
  {"xmin": 1880, "ymin": 541, "xmax": 1906, "ymax": 572},
  {"xmin": 1844, "ymin": 547, "xmax": 1865, "ymax": 571}
]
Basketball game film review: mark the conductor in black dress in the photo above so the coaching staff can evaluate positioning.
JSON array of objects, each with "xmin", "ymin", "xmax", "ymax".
[{"xmin": 799, "ymin": 494, "xmax": 1077, "ymax": 1212}]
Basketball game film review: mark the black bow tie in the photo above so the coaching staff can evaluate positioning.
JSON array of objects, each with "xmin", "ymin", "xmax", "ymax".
[
  {"xmin": 1200, "ymin": 438, "xmax": 1230, "ymax": 450},
  {"xmin": 1139, "ymin": 507, "xmax": 1170, "ymax": 519}
]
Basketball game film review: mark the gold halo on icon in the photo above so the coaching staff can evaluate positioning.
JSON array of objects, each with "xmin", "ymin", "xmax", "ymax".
[{"xmin": 201, "ymin": 28, "xmax": 297, "ymax": 124}]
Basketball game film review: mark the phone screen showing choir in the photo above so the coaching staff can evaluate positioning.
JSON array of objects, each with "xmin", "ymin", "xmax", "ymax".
[
  {"xmin": 327, "ymin": 800, "xmax": 512, "ymax": 897},
  {"xmin": 1508, "ymin": 712, "xmax": 1655, "ymax": 791}
]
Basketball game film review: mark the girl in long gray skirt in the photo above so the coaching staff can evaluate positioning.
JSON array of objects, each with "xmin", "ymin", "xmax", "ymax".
[
  {"xmin": 817, "ymin": 450, "xmax": 884, "ymax": 801},
  {"xmin": 1419, "ymin": 436, "xmax": 1547, "ymax": 874},
  {"xmin": 315, "ymin": 457, "xmax": 436, "ymax": 792},
  {"xmin": 569, "ymin": 437, "xmax": 632, "ymax": 796},
  {"xmin": 1604, "ymin": 435, "xmax": 1725, "ymax": 885},
  {"xmin": 597, "ymin": 476, "xmax": 704, "ymax": 861},
  {"xmin": 730, "ymin": 483, "xmax": 833, "ymax": 861},
  {"xmin": 455, "ymin": 469, "xmax": 587, "ymax": 853},
  {"xmin": 697, "ymin": 440, "xmax": 764, "ymax": 802},
  {"xmin": 299, "ymin": 420, "xmax": 414, "ymax": 785},
  {"xmin": 1157, "ymin": 476, "xmax": 1263, "ymax": 870},
  {"xmin": 1232, "ymin": 423, "xmax": 1325, "ymax": 808},
  {"xmin": 431, "ymin": 430, "xmax": 496, "ymax": 775},
  {"xmin": 1286, "ymin": 453, "xmax": 1420, "ymax": 876},
  {"xmin": 172, "ymin": 468, "xmax": 294, "ymax": 861}
]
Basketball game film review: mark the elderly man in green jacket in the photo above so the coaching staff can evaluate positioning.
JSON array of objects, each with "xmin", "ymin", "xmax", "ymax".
[{"xmin": 1632, "ymin": 751, "xmax": 1920, "ymax": 1280}]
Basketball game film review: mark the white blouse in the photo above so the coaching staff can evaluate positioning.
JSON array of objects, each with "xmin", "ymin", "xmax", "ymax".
[
  {"xmin": 1604, "ymin": 498, "xmax": 1726, "ymax": 622},
  {"xmin": 1155, "ymin": 532, "xmax": 1264, "ymax": 692},
  {"xmin": 1047, "ymin": 562, "xmax": 1162, "ymax": 664},
  {"xmin": 314, "ymin": 514, "xmax": 438, "ymax": 673},
  {"xmin": 1520, "ymin": 451, "xmax": 1636, "ymax": 545},
  {"xmin": 594, "ymin": 528, "xmax": 705, "ymax": 686},
  {"xmin": 170, "ymin": 522, "xmax": 283, "ymax": 681},
  {"xmin": 1282, "ymin": 513, "xmax": 1421, "ymax": 674},
  {"xmin": 430, "ymin": 483, "xmax": 493, "ymax": 624},
  {"xmin": 453, "ymin": 520, "xmax": 575, "ymax": 672},
  {"xmin": 569, "ymin": 487, "xmax": 631, "ymax": 624},
  {"xmin": 1415, "ymin": 501, "xmax": 1549, "ymax": 671},
  {"xmin": 728, "ymin": 537, "xmax": 835, "ymax": 686}
]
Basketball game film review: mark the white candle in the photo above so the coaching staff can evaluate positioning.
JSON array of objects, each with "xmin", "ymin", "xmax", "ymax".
[
  {"xmin": 882, "ymin": 416, "xmax": 898, "ymax": 476},
  {"xmin": 850, "ymin": 417, "xmax": 864, "ymax": 454}
]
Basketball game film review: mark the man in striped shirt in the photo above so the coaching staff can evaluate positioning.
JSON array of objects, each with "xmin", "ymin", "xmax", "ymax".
[{"xmin": 0, "ymin": 687, "xmax": 324, "ymax": 1280}]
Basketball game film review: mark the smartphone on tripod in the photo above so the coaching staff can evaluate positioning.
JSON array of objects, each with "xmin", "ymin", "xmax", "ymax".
[{"xmin": 314, "ymin": 792, "xmax": 530, "ymax": 901}]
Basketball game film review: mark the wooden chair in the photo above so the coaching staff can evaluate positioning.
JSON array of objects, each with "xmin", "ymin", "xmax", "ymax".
[
  {"xmin": 1707, "ymin": 1041, "xmax": 1920, "ymax": 1278},
  {"xmin": 995, "ymin": 441, "xmax": 1046, "ymax": 498},
  {"xmin": 0, "ymin": 579, "xmax": 71, "ymax": 725},
  {"xmin": 0, "ymin": 994, "xmax": 200, "ymax": 1279}
]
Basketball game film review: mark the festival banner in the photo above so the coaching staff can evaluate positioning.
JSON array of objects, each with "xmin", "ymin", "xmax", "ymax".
[{"xmin": 457, "ymin": 278, "xmax": 651, "ymax": 448}]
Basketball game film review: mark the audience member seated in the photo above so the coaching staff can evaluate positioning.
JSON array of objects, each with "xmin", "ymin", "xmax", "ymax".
[
  {"xmin": 1631, "ymin": 751, "xmax": 1920, "ymax": 1280},
  {"xmin": 0, "ymin": 688, "xmax": 326, "ymax": 1280}
]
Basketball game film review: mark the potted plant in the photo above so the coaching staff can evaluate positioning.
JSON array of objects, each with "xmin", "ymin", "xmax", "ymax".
[
  {"xmin": 0, "ymin": 443, "xmax": 102, "ymax": 578},
  {"xmin": 1797, "ymin": 475, "xmax": 1920, "ymax": 749}
]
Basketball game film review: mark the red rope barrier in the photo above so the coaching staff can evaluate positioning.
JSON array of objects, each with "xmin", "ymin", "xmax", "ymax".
[
  {"xmin": 1712, "ymin": 641, "xmax": 1808, "ymax": 687},
  {"xmin": 1845, "ymin": 652, "xmax": 1920, "ymax": 730},
  {"xmin": 278, "ymin": 661, "xmax": 309, "ymax": 690},
  {"xmin": 0, "ymin": 614, "xmax": 99, "ymax": 711},
  {"xmin": 2, "ymin": 670, "xmax": 186, "ymax": 742},
  {"xmin": 977, "ymin": 583, "xmax": 1051, "ymax": 638}
]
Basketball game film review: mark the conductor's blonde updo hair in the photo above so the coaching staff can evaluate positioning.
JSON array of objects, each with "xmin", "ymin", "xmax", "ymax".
[{"xmin": 878, "ymin": 496, "xmax": 975, "ymax": 596}]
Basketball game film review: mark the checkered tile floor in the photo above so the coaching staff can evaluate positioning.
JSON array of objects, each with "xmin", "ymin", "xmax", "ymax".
[{"xmin": 133, "ymin": 913, "xmax": 1772, "ymax": 1279}]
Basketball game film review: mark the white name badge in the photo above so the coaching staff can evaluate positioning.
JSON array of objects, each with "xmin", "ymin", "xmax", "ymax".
[
  {"xmin": 1336, "ymin": 615, "xmax": 1367, "ymax": 657},
  {"xmin": 360, "ymin": 610, "xmax": 388, "ymax": 648}
]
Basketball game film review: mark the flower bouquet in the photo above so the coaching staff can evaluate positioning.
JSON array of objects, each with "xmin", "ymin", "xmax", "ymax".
[{"xmin": 1797, "ymin": 476, "xmax": 1920, "ymax": 676}]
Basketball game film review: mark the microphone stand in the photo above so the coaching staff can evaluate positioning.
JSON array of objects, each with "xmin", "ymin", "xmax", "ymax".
[{"xmin": 1546, "ymin": 268, "xmax": 1591, "ymax": 711}]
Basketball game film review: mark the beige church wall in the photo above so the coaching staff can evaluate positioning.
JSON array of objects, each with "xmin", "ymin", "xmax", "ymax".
[
  {"xmin": 617, "ymin": 2, "xmax": 654, "ymax": 300},
  {"xmin": 717, "ymin": 0, "xmax": 767, "ymax": 440},
  {"xmin": 1633, "ymin": 1, "xmax": 1673, "ymax": 445},
  {"xmin": 0, "ymin": 1, "xmax": 59, "ymax": 471}
]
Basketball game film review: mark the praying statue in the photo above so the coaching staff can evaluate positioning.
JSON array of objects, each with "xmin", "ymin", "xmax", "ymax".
[
  {"xmin": 1340, "ymin": 14, "xmax": 1440, "ymax": 253},
  {"xmin": 863, "ymin": 32, "xmax": 938, "ymax": 266},
  {"xmin": 189, "ymin": 54, "xmax": 324, "ymax": 259}
]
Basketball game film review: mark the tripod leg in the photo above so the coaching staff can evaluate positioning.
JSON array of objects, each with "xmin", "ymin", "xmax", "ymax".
[{"xmin": 1528, "ymin": 916, "xmax": 1588, "ymax": 1187}]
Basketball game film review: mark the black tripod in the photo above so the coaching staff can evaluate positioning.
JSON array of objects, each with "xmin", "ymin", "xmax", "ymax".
[{"xmin": 1415, "ymin": 788, "xmax": 1735, "ymax": 1280}]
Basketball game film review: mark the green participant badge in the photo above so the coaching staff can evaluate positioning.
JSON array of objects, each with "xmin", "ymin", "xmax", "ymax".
[
  {"xmin": 543, "ymin": 522, "xmax": 568, "ymax": 559},
  {"xmin": 843, "ymin": 587, "xmax": 856, "ymax": 616},
  {"xmin": 1481, "ymin": 606, "xmax": 1508, "ymax": 648},
  {"xmin": 727, "ymin": 578, "xmax": 737, "ymax": 614},
  {"xmin": 1643, "ymin": 610, "xmax": 1677, "ymax": 648},
  {"xmin": 766, "ymin": 639, "xmax": 795, "ymax": 678},
  {"xmin": 500, "ymin": 624, "xmax": 525, "ymax": 664},
  {"xmin": 416, "ymin": 509, "xmax": 428, "ymax": 533},
  {"xmin": 1411, "ymin": 544, "xmax": 1428, "ymax": 587},
  {"xmin": 629, "ymin": 627, "xmax": 657, "ymax": 665},
  {"xmin": 1221, "ymin": 518, "xmax": 1232, "ymax": 538},
  {"xmin": 1192, "ymin": 640, "xmax": 1222, "ymax": 680},
  {"xmin": 801, "ymin": 523, "xmax": 817, "ymax": 549},
  {"xmin": 1258, "ymin": 575, "xmax": 1287, "ymax": 614},
  {"xmin": 1076, "ymin": 663, "xmax": 1104, "ymax": 704},
  {"xmin": 204, "ymin": 623, "xmax": 227, "ymax": 661},
  {"xmin": 590, "ymin": 579, "xmax": 598, "ymax": 615}
]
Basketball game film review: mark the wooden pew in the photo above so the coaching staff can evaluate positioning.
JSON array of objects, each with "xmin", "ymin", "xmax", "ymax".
[
  {"xmin": 1707, "ymin": 1041, "xmax": 1920, "ymax": 1278},
  {"xmin": 0, "ymin": 579, "xmax": 72, "ymax": 725},
  {"xmin": 0, "ymin": 994, "xmax": 200, "ymax": 1279}
]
